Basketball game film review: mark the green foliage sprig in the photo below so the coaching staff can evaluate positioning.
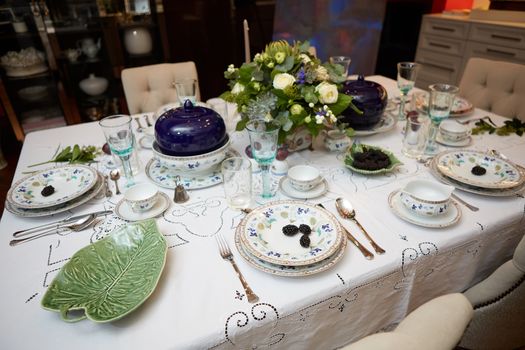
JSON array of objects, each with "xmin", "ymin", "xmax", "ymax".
[
  {"xmin": 472, "ymin": 117, "xmax": 525, "ymax": 136},
  {"xmin": 28, "ymin": 145, "xmax": 100, "ymax": 168}
]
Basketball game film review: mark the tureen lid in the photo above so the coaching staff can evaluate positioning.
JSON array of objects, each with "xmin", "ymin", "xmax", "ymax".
[{"xmin": 342, "ymin": 75, "xmax": 386, "ymax": 96}]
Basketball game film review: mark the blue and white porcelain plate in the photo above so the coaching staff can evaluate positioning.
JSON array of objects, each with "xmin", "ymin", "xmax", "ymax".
[
  {"xmin": 238, "ymin": 200, "xmax": 344, "ymax": 266},
  {"xmin": 8, "ymin": 165, "xmax": 98, "ymax": 209},
  {"xmin": 388, "ymin": 190, "xmax": 461, "ymax": 228},
  {"xmin": 436, "ymin": 150, "xmax": 523, "ymax": 189},
  {"xmin": 235, "ymin": 227, "xmax": 347, "ymax": 277},
  {"xmin": 145, "ymin": 158, "xmax": 223, "ymax": 190}
]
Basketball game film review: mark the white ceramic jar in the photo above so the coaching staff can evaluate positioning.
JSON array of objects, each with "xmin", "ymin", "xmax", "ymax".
[
  {"xmin": 79, "ymin": 74, "xmax": 108, "ymax": 96},
  {"xmin": 124, "ymin": 27, "xmax": 153, "ymax": 55}
]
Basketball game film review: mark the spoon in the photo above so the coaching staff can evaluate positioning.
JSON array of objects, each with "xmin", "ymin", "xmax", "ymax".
[
  {"xmin": 110, "ymin": 169, "xmax": 121, "ymax": 195},
  {"xmin": 104, "ymin": 175, "xmax": 112, "ymax": 197},
  {"xmin": 10, "ymin": 214, "xmax": 97, "ymax": 246},
  {"xmin": 335, "ymin": 198, "xmax": 386, "ymax": 255}
]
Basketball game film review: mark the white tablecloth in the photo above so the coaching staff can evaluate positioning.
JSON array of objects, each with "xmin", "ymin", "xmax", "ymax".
[{"xmin": 1, "ymin": 76, "xmax": 524, "ymax": 349}]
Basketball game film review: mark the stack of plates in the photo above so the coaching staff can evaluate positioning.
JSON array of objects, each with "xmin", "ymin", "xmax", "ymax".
[
  {"xmin": 234, "ymin": 200, "xmax": 347, "ymax": 277},
  {"xmin": 5, "ymin": 165, "xmax": 104, "ymax": 217},
  {"xmin": 430, "ymin": 150, "xmax": 525, "ymax": 196},
  {"xmin": 415, "ymin": 93, "xmax": 474, "ymax": 117}
]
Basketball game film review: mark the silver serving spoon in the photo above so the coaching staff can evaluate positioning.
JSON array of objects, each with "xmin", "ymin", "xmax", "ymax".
[
  {"xmin": 110, "ymin": 169, "xmax": 121, "ymax": 195},
  {"xmin": 10, "ymin": 214, "xmax": 97, "ymax": 246},
  {"xmin": 335, "ymin": 198, "xmax": 386, "ymax": 255}
]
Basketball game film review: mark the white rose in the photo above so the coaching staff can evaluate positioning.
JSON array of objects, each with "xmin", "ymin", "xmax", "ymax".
[
  {"xmin": 315, "ymin": 66, "xmax": 329, "ymax": 81},
  {"xmin": 232, "ymin": 82, "xmax": 245, "ymax": 95},
  {"xmin": 273, "ymin": 73, "xmax": 296, "ymax": 90},
  {"xmin": 316, "ymin": 82, "xmax": 338, "ymax": 104}
]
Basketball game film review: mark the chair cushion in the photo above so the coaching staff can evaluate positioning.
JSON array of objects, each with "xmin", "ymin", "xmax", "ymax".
[
  {"xmin": 459, "ymin": 57, "xmax": 525, "ymax": 121},
  {"xmin": 513, "ymin": 234, "xmax": 525, "ymax": 273},
  {"xmin": 121, "ymin": 62, "xmax": 200, "ymax": 114},
  {"xmin": 340, "ymin": 332, "xmax": 419, "ymax": 350}
]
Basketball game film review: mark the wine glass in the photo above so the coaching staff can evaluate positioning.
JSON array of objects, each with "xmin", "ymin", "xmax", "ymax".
[
  {"xmin": 99, "ymin": 115, "xmax": 135, "ymax": 187},
  {"xmin": 397, "ymin": 62, "xmax": 419, "ymax": 120},
  {"xmin": 329, "ymin": 56, "xmax": 352, "ymax": 79},
  {"xmin": 174, "ymin": 78, "xmax": 197, "ymax": 105},
  {"xmin": 425, "ymin": 83, "xmax": 459, "ymax": 155},
  {"xmin": 246, "ymin": 120, "xmax": 279, "ymax": 201}
]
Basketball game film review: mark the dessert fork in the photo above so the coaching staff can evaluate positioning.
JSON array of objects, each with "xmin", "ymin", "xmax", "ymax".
[{"xmin": 215, "ymin": 233, "xmax": 259, "ymax": 303}]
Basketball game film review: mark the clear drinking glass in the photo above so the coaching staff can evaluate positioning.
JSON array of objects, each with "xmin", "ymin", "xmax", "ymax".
[
  {"xmin": 402, "ymin": 113, "xmax": 428, "ymax": 159},
  {"xmin": 425, "ymin": 83, "xmax": 460, "ymax": 155},
  {"xmin": 246, "ymin": 120, "xmax": 279, "ymax": 201},
  {"xmin": 174, "ymin": 78, "xmax": 197, "ymax": 104},
  {"xmin": 221, "ymin": 157, "xmax": 252, "ymax": 209},
  {"xmin": 397, "ymin": 62, "xmax": 419, "ymax": 121},
  {"xmin": 329, "ymin": 56, "xmax": 352, "ymax": 78},
  {"xmin": 99, "ymin": 115, "xmax": 135, "ymax": 186}
]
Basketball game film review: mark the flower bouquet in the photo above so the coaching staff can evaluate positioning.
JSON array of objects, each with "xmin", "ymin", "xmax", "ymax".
[{"xmin": 220, "ymin": 41, "xmax": 360, "ymax": 144}]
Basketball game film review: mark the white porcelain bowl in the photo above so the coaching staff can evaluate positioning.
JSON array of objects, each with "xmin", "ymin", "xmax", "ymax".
[
  {"xmin": 439, "ymin": 120, "xmax": 471, "ymax": 142},
  {"xmin": 399, "ymin": 179, "xmax": 454, "ymax": 217},
  {"xmin": 287, "ymin": 165, "xmax": 322, "ymax": 192},
  {"xmin": 152, "ymin": 136, "xmax": 231, "ymax": 174},
  {"xmin": 79, "ymin": 74, "xmax": 108, "ymax": 96}
]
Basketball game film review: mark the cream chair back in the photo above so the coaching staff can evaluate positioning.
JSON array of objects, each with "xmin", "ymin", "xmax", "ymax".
[
  {"xmin": 459, "ymin": 57, "xmax": 525, "ymax": 121},
  {"xmin": 121, "ymin": 62, "xmax": 200, "ymax": 114}
]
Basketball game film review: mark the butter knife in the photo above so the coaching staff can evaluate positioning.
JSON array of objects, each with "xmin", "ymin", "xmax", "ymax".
[{"xmin": 12, "ymin": 210, "xmax": 113, "ymax": 238}]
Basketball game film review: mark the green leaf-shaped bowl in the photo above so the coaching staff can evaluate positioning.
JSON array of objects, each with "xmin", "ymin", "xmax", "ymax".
[
  {"xmin": 41, "ymin": 219, "xmax": 167, "ymax": 323},
  {"xmin": 344, "ymin": 143, "xmax": 403, "ymax": 175}
]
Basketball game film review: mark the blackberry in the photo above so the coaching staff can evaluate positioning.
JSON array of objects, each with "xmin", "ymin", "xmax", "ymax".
[
  {"xmin": 471, "ymin": 165, "xmax": 486, "ymax": 176},
  {"xmin": 41, "ymin": 185, "xmax": 55, "ymax": 197},
  {"xmin": 282, "ymin": 224, "xmax": 299, "ymax": 236},
  {"xmin": 299, "ymin": 234, "xmax": 311, "ymax": 248},
  {"xmin": 299, "ymin": 224, "xmax": 312, "ymax": 235}
]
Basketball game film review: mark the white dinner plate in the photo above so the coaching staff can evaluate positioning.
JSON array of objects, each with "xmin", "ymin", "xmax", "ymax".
[
  {"xmin": 352, "ymin": 112, "xmax": 397, "ymax": 137},
  {"xmin": 388, "ymin": 189, "xmax": 461, "ymax": 228},
  {"xmin": 279, "ymin": 177, "xmax": 328, "ymax": 199},
  {"xmin": 8, "ymin": 165, "xmax": 99, "ymax": 209},
  {"xmin": 436, "ymin": 150, "xmax": 523, "ymax": 189},
  {"xmin": 238, "ymin": 200, "xmax": 344, "ymax": 266},
  {"xmin": 115, "ymin": 192, "xmax": 170, "ymax": 221},
  {"xmin": 235, "ymin": 228, "xmax": 347, "ymax": 277},
  {"xmin": 415, "ymin": 93, "xmax": 474, "ymax": 117}
]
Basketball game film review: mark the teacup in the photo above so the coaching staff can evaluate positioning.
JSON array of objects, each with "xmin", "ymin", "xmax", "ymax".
[
  {"xmin": 287, "ymin": 165, "xmax": 322, "ymax": 192},
  {"xmin": 399, "ymin": 179, "xmax": 454, "ymax": 217},
  {"xmin": 124, "ymin": 183, "xmax": 159, "ymax": 213},
  {"xmin": 439, "ymin": 120, "xmax": 471, "ymax": 142}
]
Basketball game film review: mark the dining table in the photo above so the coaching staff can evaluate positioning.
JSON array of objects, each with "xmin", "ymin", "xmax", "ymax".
[{"xmin": 1, "ymin": 75, "xmax": 524, "ymax": 350}]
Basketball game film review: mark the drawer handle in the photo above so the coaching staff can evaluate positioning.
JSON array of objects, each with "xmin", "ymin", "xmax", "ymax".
[
  {"xmin": 420, "ymin": 61, "xmax": 455, "ymax": 72},
  {"xmin": 486, "ymin": 48, "xmax": 516, "ymax": 57},
  {"xmin": 428, "ymin": 42, "xmax": 452, "ymax": 49},
  {"xmin": 491, "ymin": 34, "xmax": 521, "ymax": 42},
  {"xmin": 431, "ymin": 25, "xmax": 455, "ymax": 33}
]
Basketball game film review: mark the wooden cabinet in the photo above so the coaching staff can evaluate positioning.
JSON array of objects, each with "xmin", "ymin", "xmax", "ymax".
[{"xmin": 415, "ymin": 14, "xmax": 525, "ymax": 90}]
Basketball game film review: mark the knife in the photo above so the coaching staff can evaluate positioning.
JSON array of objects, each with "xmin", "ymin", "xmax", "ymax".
[{"xmin": 12, "ymin": 210, "xmax": 113, "ymax": 238}]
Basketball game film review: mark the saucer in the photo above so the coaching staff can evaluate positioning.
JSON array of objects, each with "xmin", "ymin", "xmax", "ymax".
[
  {"xmin": 115, "ymin": 192, "xmax": 170, "ymax": 221},
  {"xmin": 388, "ymin": 189, "xmax": 461, "ymax": 228},
  {"xmin": 436, "ymin": 134, "xmax": 472, "ymax": 147},
  {"xmin": 279, "ymin": 177, "xmax": 328, "ymax": 199},
  {"xmin": 139, "ymin": 136, "xmax": 153, "ymax": 149}
]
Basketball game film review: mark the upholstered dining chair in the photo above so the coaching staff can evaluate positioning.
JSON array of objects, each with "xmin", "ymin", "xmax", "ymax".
[
  {"xmin": 458, "ymin": 233, "xmax": 525, "ymax": 350},
  {"xmin": 458, "ymin": 57, "xmax": 525, "ymax": 121},
  {"xmin": 340, "ymin": 293, "xmax": 473, "ymax": 350},
  {"xmin": 121, "ymin": 62, "xmax": 201, "ymax": 114}
]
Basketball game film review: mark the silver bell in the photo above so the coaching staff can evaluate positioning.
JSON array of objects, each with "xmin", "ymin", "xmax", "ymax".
[{"xmin": 173, "ymin": 175, "xmax": 189, "ymax": 203}]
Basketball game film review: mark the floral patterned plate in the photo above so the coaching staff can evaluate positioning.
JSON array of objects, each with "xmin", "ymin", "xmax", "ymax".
[
  {"xmin": 235, "ymin": 227, "xmax": 347, "ymax": 277},
  {"xmin": 352, "ymin": 112, "xmax": 397, "ymax": 137},
  {"xmin": 388, "ymin": 190, "xmax": 461, "ymax": 228},
  {"xmin": 436, "ymin": 150, "xmax": 524, "ymax": 189},
  {"xmin": 237, "ymin": 200, "xmax": 344, "ymax": 266},
  {"xmin": 5, "ymin": 173, "xmax": 104, "ymax": 218},
  {"xmin": 8, "ymin": 165, "xmax": 98, "ymax": 209},
  {"xmin": 415, "ymin": 93, "xmax": 473, "ymax": 117}
]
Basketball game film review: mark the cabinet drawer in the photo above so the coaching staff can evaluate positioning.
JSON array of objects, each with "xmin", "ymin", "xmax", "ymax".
[
  {"xmin": 419, "ymin": 34, "xmax": 466, "ymax": 56},
  {"xmin": 422, "ymin": 17, "xmax": 470, "ymax": 40},
  {"xmin": 415, "ymin": 49, "xmax": 463, "ymax": 88},
  {"xmin": 464, "ymin": 41, "xmax": 525, "ymax": 64},
  {"xmin": 469, "ymin": 23, "xmax": 525, "ymax": 50}
]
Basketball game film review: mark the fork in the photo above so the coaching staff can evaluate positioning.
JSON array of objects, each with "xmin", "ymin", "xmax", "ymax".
[{"xmin": 215, "ymin": 233, "xmax": 259, "ymax": 303}]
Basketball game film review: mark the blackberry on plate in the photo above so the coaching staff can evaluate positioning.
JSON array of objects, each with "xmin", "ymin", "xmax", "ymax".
[
  {"xmin": 471, "ymin": 165, "xmax": 486, "ymax": 176},
  {"xmin": 41, "ymin": 185, "xmax": 55, "ymax": 197},
  {"xmin": 299, "ymin": 224, "xmax": 312, "ymax": 235},
  {"xmin": 300, "ymin": 234, "xmax": 311, "ymax": 248},
  {"xmin": 282, "ymin": 224, "xmax": 299, "ymax": 236}
]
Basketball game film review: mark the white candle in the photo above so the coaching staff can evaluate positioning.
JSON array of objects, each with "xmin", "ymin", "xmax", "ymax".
[{"xmin": 243, "ymin": 19, "xmax": 251, "ymax": 63}]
